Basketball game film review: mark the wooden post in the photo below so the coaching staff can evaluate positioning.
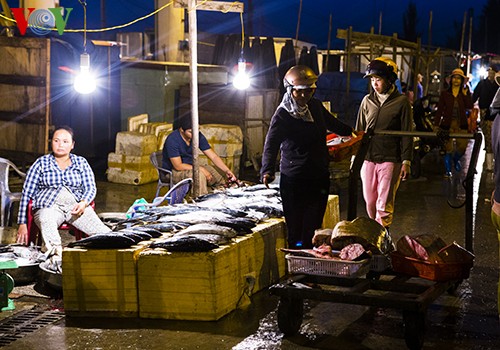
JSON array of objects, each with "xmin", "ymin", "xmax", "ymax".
[
  {"xmin": 188, "ymin": 0, "xmax": 200, "ymax": 198},
  {"xmin": 178, "ymin": 0, "xmax": 243, "ymax": 197}
]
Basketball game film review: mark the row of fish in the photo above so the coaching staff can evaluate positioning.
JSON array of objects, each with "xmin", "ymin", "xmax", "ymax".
[{"xmin": 67, "ymin": 183, "xmax": 283, "ymax": 252}]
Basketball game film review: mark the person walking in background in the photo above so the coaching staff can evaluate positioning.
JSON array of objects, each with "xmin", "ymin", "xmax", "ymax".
[
  {"xmin": 261, "ymin": 65, "xmax": 354, "ymax": 249},
  {"xmin": 16, "ymin": 126, "xmax": 110, "ymax": 256},
  {"xmin": 488, "ymin": 70, "xmax": 500, "ymax": 316},
  {"xmin": 434, "ymin": 68, "xmax": 473, "ymax": 177},
  {"xmin": 473, "ymin": 66, "xmax": 499, "ymax": 171},
  {"xmin": 355, "ymin": 57, "xmax": 413, "ymax": 230},
  {"xmin": 162, "ymin": 114, "xmax": 237, "ymax": 196},
  {"xmin": 416, "ymin": 73, "xmax": 424, "ymax": 100}
]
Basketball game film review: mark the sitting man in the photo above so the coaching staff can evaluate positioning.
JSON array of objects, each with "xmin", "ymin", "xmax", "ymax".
[{"xmin": 162, "ymin": 115, "xmax": 237, "ymax": 195}]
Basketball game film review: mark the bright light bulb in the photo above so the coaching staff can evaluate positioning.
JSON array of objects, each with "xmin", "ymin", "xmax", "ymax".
[
  {"xmin": 478, "ymin": 66, "xmax": 487, "ymax": 79},
  {"xmin": 74, "ymin": 53, "xmax": 96, "ymax": 94},
  {"xmin": 233, "ymin": 60, "xmax": 250, "ymax": 90}
]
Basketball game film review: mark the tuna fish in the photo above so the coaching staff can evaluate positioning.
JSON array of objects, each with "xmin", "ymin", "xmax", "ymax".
[
  {"xmin": 149, "ymin": 236, "xmax": 219, "ymax": 252},
  {"xmin": 175, "ymin": 223, "xmax": 238, "ymax": 238},
  {"xmin": 67, "ymin": 233, "xmax": 137, "ymax": 249}
]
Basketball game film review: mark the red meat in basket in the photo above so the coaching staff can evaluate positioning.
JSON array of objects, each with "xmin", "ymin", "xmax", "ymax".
[{"xmin": 327, "ymin": 131, "xmax": 364, "ymax": 162}]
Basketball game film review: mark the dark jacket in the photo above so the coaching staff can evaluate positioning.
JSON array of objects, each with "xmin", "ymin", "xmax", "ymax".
[
  {"xmin": 261, "ymin": 98, "xmax": 353, "ymax": 179},
  {"xmin": 434, "ymin": 89, "xmax": 473, "ymax": 129},
  {"xmin": 472, "ymin": 78, "xmax": 498, "ymax": 111},
  {"xmin": 355, "ymin": 88, "xmax": 413, "ymax": 163}
]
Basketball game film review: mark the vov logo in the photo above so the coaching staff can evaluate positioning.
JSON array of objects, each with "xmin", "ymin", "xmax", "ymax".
[{"xmin": 10, "ymin": 7, "xmax": 73, "ymax": 36}]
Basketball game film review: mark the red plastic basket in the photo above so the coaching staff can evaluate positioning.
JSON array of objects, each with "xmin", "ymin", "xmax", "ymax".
[
  {"xmin": 390, "ymin": 252, "xmax": 473, "ymax": 282},
  {"xmin": 327, "ymin": 132, "xmax": 364, "ymax": 162}
]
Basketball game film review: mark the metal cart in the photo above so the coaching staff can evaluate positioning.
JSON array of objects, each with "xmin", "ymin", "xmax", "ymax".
[{"xmin": 269, "ymin": 130, "xmax": 482, "ymax": 350}]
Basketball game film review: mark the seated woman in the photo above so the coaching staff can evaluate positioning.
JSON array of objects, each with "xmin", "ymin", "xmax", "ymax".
[{"xmin": 16, "ymin": 126, "xmax": 110, "ymax": 255}]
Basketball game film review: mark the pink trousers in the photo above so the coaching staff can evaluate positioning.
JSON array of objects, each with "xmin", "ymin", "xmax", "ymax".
[{"xmin": 360, "ymin": 160, "xmax": 402, "ymax": 228}]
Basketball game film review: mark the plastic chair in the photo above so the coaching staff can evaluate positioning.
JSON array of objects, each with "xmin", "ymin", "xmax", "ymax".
[
  {"xmin": 150, "ymin": 151, "xmax": 173, "ymax": 198},
  {"xmin": 128, "ymin": 178, "xmax": 192, "ymax": 217},
  {"xmin": 0, "ymin": 157, "xmax": 26, "ymax": 227},
  {"xmin": 26, "ymin": 199, "xmax": 95, "ymax": 246}
]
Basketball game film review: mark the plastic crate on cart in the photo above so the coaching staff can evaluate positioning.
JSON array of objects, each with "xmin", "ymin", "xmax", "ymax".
[
  {"xmin": 285, "ymin": 254, "xmax": 370, "ymax": 278},
  {"xmin": 390, "ymin": 252, "xmax": 473, "ymax": 282}
]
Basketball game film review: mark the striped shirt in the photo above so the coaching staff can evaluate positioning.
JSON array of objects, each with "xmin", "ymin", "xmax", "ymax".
[{"xmin": 17, "ymin": 153, "xmax": 97, "ymax": 224}]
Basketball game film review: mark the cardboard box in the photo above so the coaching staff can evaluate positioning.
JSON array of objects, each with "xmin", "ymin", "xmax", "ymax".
[{"xmin": 63, "ymin": 246, "xmax": 145, "ymax": 317}]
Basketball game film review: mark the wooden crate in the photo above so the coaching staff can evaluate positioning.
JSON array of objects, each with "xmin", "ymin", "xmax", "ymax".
[
  {"xmin": 137, "ymin": 219, "xmax": 286, "ymax": 320},
  {"xmin": 0, "ymin": 37, "xmax": 50, "ymax": 155},
  {"xmin": 63, "ymin": 246, "xmax": 145, "ymax": 317}
]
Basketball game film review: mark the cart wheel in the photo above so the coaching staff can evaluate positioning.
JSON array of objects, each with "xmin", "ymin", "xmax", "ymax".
[
  {"xmin": 277, "ymin": 296, "xmax": 303, "ymax": 336},
  {"xmin": 403, "ymin": 311, "xmax": 426, "ymax": 350}
]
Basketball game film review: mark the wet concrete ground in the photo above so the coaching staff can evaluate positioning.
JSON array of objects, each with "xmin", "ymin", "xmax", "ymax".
[{"xmin": 1, "ymin": 145, "xmax": 499, "ymax": 349}]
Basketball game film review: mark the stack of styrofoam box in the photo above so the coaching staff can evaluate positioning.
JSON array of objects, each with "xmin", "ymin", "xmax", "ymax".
[
  {"xmin": 107, "ymin": 131, "xmax": 158, "ymax": 185},
  {"xmin": 127, "ymin": 113, "xmax": 148, "ymax": 132},
  {"xmin": 198, "ymin": 124, "xmax": 243, "ymax": 176}
]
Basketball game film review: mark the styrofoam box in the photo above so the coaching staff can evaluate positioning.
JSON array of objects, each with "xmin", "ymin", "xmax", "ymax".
[
  {"xmin": 63, "ymin": 245, "xmax": 145, "ymax": 317},
  {"xmin": 107, "ymin": 167, "xmax": 158, "ymax": 185},
  {"xmin": 137, "ymin": 218, "xmax": 286, "ymax": 321},
  {"xmin": 107, "ymin": 152, "xmax": 154, "ymax": 172},
  {"xmin": 115, "ymin": 131, "xmax": 157, "ymax": 157}
]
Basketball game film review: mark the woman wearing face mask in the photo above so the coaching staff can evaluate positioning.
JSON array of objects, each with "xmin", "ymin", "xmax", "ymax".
[
  {"xmin": 355, "ymin": 57, "xmax": 413, "ymax": 230},
  {"xmin": 16, "ymin": 126, "xmax": 110, "ymax": 255},
  {"xmin": 260, "ymin": 65, "xmax": 354, "ymax": 249}
]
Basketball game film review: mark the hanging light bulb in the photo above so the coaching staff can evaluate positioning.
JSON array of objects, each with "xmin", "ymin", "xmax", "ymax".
[
  {"xmin": 233, "ymin": 59, "xmax": 250, "ymax": 90},
  {"xmin": 73, "ymin": 0, "xmax": 96, "ymax": 94},
  {"xmin": 74, "ymin": 52, "xmax": 96, "ymax": 94}
]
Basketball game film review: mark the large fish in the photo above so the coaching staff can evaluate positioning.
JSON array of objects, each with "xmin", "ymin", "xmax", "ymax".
[
  {"xmin": 67, "ymin": 233, "xmax": 136, "ymax": 249},
  {"xmin": 149, "ymin": 236, "xmax": 219, "ymax": 252},
  {"xmin": 212, "ymin": 218, "xmax": 256, "ymax": 235},
  {"xmin": 175, "ymin": 223, "xmax": 238, "ymax": 238},
  {"xmin": 124, "ymin": 226, "xmax": 162, "ymax": 238}
]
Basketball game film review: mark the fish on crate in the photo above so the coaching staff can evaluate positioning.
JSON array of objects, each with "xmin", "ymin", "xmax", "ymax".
[
  {"xmin": 149, "ymin": 235, "xmax": 219, "ymax": 252},
  {"xmin": 67, "ymin": 233, "xmax": 137, "ymax": 249},
  {"xmin": 175, "ymin": 223, "xmax": 238, "ymax": 239}
]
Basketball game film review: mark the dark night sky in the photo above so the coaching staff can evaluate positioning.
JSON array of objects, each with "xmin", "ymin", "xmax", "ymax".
[{"xmin": 5, "ymin": 0, "xmax": 490, "ymax": 49}]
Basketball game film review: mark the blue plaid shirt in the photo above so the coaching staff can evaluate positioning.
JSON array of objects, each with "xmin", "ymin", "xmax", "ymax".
[{"xmin": 17, "ymin": 153, "xmax": 97, "ymax": 224}]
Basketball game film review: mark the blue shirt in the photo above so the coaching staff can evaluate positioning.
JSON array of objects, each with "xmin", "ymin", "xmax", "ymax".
[
  {"xmin": 17, "ymin": 153, "xmax": 97, "ymax": 224},
  {"xmin": 162, "ymin": 129, "xmax": 211, "ymax": 170}
]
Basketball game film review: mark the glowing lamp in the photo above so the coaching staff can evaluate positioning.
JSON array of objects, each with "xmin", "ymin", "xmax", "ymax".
[
  {"xmin": 74, "ymin": 53, "xmax": 96, "ymax": 94},
  {"xmin": 233, "ymin": 59, "xmax": 250, "ymax": 90}
]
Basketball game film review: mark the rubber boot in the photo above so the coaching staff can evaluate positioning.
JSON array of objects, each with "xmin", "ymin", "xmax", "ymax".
[
  {"xmin": 453, "ymin": 152, "xmax": 463, "ymax": 172},
  {"xmin": 444, "ymin": 153, "xmax": 453, "ymax": 177},
  {"xmin": 486, "ymin": 153, "xmax": 494, "ymax": 172}
]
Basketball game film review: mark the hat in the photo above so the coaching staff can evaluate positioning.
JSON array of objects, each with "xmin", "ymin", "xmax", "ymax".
[
  {"xmin": 448, "ymin": 68, "xmax": 467, "ymax": 80},
  {"xmin": 495, "ymin": 72, "xmax": 500, "ymax": 86},
  {"xmin": 364, "ymin": 57, "xmax": 398, "ymax": 83}
]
